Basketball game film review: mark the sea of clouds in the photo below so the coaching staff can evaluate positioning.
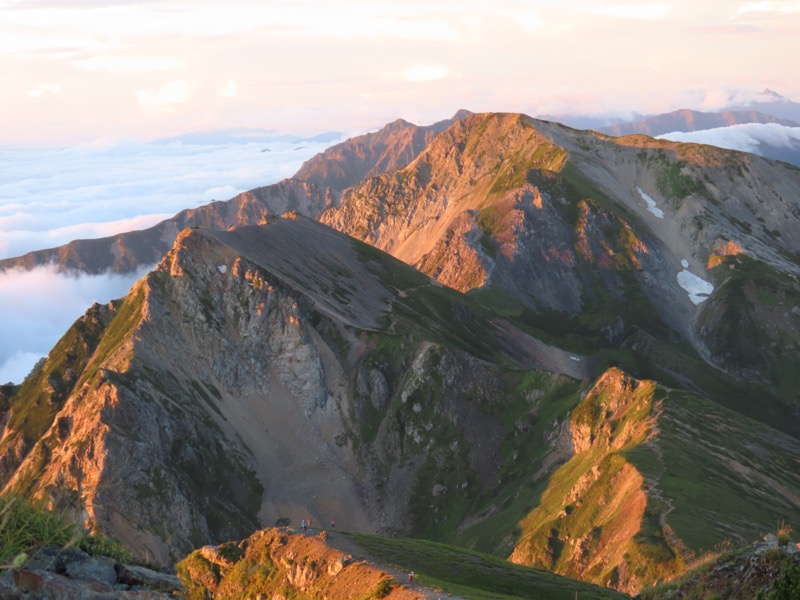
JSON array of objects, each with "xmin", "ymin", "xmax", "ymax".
[
  {"xmin": 657, "ymin": 123, "xmax": 800, "ymax": 166},
  {"xmin": 0, "ymin": 134, "xmax": 342, "ymax": 384}
]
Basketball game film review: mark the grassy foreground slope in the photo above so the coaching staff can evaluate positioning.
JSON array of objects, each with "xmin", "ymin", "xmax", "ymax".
[{"xmin": 346, "ymin": 531, "xmax": 628, "ymax": 599}]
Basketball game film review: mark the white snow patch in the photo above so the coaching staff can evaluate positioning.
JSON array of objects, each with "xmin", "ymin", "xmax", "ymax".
[
  {"xmin": 637, "ymin": 187, "xmax": 664, "ymax": 219},
  {"xmin": 677, "ymin": 269, "xmax": 714, "ymax": 305},
  {"xmin": 217, "ymin": 265, "xmax": 227, "ymax": 274},
  {"xmin": 681, "ymin": 259, "xmax": 689, "ymax": 268}
]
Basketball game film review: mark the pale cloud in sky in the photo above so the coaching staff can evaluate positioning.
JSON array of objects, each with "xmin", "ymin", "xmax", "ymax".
[
  {"xmin": 0, "ymin": 0, "xmax": 797, "ymax": 144},
  {"xmin": 401, "ymin": 65, "xmax": 452, "ymax": 83},
  {"xmin": 27, "ymin": 83, "xmax": 61, "ymax": 98},
  {"xmin": 135, "ymin": 79, "xmax": 192, "ymax": 108},
  {"xmin": 72, "ymin": 54, "xmax": 185, "ymax": 73},
  {"xmin": 735, "ymin": 1, "xmax": 800, "ymax": 15},
  {"xmin": 220, "ymin": 80, "xmax": 238, "ymax": 98},
  {"xmin": 587, "ymin": 3, "xmax": 672, "ymax": 19}
]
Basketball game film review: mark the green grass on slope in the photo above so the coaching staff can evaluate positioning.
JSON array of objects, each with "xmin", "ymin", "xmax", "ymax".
[
  {"xmin": 625, "ymin": 389, "xmax": 800, "ymax": 552},
  {"xmin": 0, "ymin": 495, "xmax": 132, "ymax": 565},
  {"xmin": 4, "ymin": 302, "xmax": 117, "ymax": 446},
  {"xmin": 354, "ymin": 240, "xmax": 520, "ymax": 366},
  {"xmin": 700, "ymin": 254, "xmax": 800, "ymax": 408},
  {"xmin": 449, "ymin": 375, "xmax": 583, "ymax": 556},
  {"xmin": 345, "ymin": 532, "xmax": 628, "ymax": 600}
]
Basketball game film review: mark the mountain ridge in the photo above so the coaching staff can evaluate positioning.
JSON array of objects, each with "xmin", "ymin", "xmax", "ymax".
[{"xmin": 2, "ymin": 110, "xmax": 800, "ymax": 596}]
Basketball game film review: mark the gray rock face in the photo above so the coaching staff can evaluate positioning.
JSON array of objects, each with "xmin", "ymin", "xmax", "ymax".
[
  {"xmin": 0, "ymin": 548, "xmax": 181, "ymax": 599},
  {"xmin": 1, "ymin": 218, "xmax": 569, "ymax": 564}
]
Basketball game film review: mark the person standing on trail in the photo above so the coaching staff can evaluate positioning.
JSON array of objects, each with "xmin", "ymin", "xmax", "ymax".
[
  {"xmin": 331, "ymin": 520, "xmax": 335, "ymax": 529},
  {"xmin": 301, "ymin": 519, "xmax": 307, "ymax": 532},
  {"xmin": 407, "ymin": 571, "xmax": 415, "ymax": 584}
]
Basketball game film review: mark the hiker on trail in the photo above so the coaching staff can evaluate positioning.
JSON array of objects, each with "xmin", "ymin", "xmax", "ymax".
[
  {"xmin": 308, "ymin": 517, "xmax": 313, "ymax": 529},
  {"xmin": 301, "ymin": 519, "xmax": 307, "ymax": 532},
  {"xmin": 407, "ymin": 571, "xmax": 415, "ymax": 584},
  {"xmin": 331, "ymin": 520, "xmax": 335, "ymax": 529}
]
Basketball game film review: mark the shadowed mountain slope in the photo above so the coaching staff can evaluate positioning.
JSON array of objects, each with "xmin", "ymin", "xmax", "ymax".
[{"xmin": 0, "ymin": 217, "xmax": 587, "ymax": 564}]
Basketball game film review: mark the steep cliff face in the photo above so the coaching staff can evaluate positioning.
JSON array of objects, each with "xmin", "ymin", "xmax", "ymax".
[
  {"xmin": 178, "ymin": 528, "xmax": 429, "ymax": 600},
  {"xmin": 0, "ymin": 218, "xmax": 588, "ymax": 565},
  {"xmin": 509, "ymin": 369, "xmax": 677, "ymax": 594}
]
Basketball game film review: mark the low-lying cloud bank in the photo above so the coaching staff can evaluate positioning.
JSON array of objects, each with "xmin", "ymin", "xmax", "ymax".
[
  {"xmin": 0, "ymin": 133, "xmax": 346, "ymax": 384},
  {"xmin": 657, "ymin": 123, "xmax": 800, "ymax": 166},
  {"xmin": 0, "ymin": 264, "xmax": 152, "ymax": 385},
  {"xmin": 0, "ymin": 136, "xmax": 343, "ymax": 259}
]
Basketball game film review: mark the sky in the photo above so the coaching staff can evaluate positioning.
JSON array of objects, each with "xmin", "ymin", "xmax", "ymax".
[{"xmin": 1, "ymin": 0, "xmax": 800, "ymax": 146}]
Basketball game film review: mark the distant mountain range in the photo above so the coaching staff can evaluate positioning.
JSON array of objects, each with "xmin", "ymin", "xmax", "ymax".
[
  {"xmin": 597, "ymin": 108, "xmax": 798, "ymax": 137},
  {"xmin": 726, "ymin": 88, "xmax": 800, "ymax": 123},
  {"xmin": 2, "ymin": 108, "xmax": 799, "ymax": 596},
  {"xmin": 561, "ymin": 90, "xmax": 800, "ymax": 167},
  {"xmin": 156, "ymin": 127, "xmax": 345, "ymax": 146},
  {"xmin": 543, "ymin": 88, "xmax": 800, "ymax": 136}
]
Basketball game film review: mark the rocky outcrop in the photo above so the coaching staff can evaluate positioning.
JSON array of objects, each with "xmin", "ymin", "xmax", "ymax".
[
  {"xmin": 642, "ymin": 535, "xmax": 800, "ymax": 599},
  {"xmin": 177, "ymin": 528, "xmax": 429, "ymax": 599},
  {"xmin": 509, "ymin": 366, "xmax": 800, "ymax": 594},
  {"xmin": 0, "ymin": 546, "xmax": 182, "ymax": 599}
]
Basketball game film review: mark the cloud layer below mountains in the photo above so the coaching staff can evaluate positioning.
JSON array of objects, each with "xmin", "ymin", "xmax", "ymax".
[
  {"xmin": 0, "ymin": 264, "xmax": 152, "ymax": 385},
  {"xmin": 0, "ymin": 135, "xmax": 341, "ymax": 384},
  {"xmin": 0, "ymin": 136, "xmax": 340, "ymax": 259},
  {"xmin": 657, "ymin": 123, "xmax": 800, "ymax": 156}
]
